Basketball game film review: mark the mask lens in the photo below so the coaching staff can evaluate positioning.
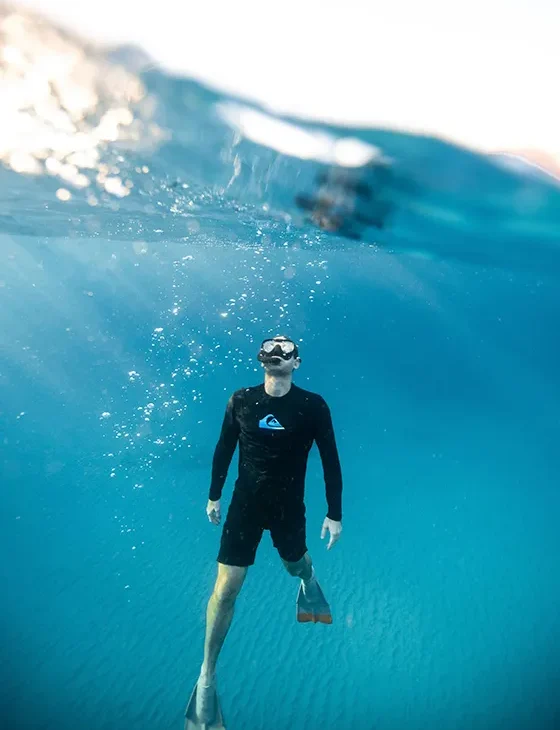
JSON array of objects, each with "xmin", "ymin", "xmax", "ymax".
[{"xmin": 261, "ymin": 339, "xmax": 296, "ymax": 355}]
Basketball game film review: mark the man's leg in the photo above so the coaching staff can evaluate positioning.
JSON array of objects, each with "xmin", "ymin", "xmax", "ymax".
[
  {"xmin": 192, "ymin": 563, "xmax": 247, "ymax": 722},
  {"xmin": 272, "ymin": 510, "xmax": 331, "ymax": 623},
  {"xmin": 201, "ymin": 492, "xmax": 261, "ymax": 682},
  {"xmin": 282, "ymin": 552, "xmax": 332, "ymax": 624},
  {"xmin": 200, "ymin": 562, "xmax": 247, "ymax": 684}
]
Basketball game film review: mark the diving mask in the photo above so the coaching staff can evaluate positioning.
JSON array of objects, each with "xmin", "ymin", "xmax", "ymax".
[{"xmin": 258, "ymin": 337, "xmax": 299, "ymax": 363}]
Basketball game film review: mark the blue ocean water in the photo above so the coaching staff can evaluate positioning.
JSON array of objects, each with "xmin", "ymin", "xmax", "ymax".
[{"xmin": 1, "ymin": 9, "xmax": 560, "ymax": 730}]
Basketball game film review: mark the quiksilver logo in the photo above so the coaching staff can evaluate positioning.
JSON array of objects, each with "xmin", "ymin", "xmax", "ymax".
[{"xmin": 259, "ymin": 414, "xmax": 285, "ymax": 430}]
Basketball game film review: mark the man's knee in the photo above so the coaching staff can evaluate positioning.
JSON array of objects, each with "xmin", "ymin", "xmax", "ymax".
[
  {"xmin": 282, "ymin": 552, "xmax": 311, "ymax": 578},
  {"xmin": 213, "ymin": 564, "xmax": 247, "ymax": 604},
  {"xmin": 283, "ymin": 561, "xmax": 300, "ymax": 577}
]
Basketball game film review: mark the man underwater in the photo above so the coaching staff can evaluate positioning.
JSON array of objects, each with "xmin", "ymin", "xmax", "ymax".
[{"xmin": 185, "ymin": 335, "xmax": 343, "ymax": 729}]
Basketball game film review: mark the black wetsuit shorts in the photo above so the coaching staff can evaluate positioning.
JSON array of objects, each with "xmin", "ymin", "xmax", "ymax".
[{"xmin": 217, "ymin": 491, "xmax": 307, "ymax": 567}]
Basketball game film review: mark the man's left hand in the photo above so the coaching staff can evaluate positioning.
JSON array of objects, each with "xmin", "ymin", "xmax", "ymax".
[{"xmin": 321, "ymin": 517, "xmax": 342, "ymax": 550}]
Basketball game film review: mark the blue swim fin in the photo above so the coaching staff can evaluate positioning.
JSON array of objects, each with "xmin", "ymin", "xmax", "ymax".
[
  {"xmin": 184, "ymin": 680, "xmax": 225, "ymax": 730},
  {"xmin": 296, "ymin": 579, "xmax": 333, "ymax": 624}
]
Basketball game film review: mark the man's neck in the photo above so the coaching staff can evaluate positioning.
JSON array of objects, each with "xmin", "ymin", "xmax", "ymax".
[{"xmin": 264, "ymin": 373, "xmax": 293, "ymax": 397}]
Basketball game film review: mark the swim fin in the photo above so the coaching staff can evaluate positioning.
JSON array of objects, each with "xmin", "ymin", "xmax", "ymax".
[
  {"xmin": 296, "ymin": 578, "xmax": 333, "ymax": 625},
  {"xmin": 184, "ymin": 680, "xmax": 225, "ymax": 730}
]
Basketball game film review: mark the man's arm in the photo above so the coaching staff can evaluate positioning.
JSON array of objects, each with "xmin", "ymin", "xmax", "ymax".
[
  {"xmin": 208, "ymin": 394, "xmax": 240, "ymax": 502},
  {"xmin": 314, "ymin": 396, "xmax": 343, "ymax": 522}
]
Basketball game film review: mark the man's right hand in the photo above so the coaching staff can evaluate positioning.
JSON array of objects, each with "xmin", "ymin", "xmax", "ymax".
[{"xmin": 206, "ymin": 499, "xmax": 221, "ymax": 525}]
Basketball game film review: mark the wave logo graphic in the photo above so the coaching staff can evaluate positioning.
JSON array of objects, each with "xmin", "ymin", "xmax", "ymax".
[{"xmin": 258, "ymin": 414, "xmax": 285, "ymax": 430}]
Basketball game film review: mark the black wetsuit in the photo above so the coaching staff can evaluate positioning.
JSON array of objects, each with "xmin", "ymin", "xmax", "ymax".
[{"xmin": 209, "ymin": 383, "xmax": 343, "ymax": 567}]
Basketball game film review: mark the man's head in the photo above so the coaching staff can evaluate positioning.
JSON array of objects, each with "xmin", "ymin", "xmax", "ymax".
[{"xmin": 257, "ymin": 334, "xmax": 301, "ymax": 375}]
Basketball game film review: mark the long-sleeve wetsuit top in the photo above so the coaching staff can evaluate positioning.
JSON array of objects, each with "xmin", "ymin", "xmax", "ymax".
[{"xmin": 209, "ymin": 383, "xmax": 343, "ymax": 521}]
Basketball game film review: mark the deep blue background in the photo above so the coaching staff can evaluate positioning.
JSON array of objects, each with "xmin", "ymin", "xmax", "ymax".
[{"xmin": 2, "ymin": 235, "xmax": 560, "ymax": 730}]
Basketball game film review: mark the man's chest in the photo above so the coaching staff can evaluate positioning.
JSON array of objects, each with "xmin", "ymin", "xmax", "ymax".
[{"xmin": 238, "ymin": 398, "xmax": 313, "ymax": 442}]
